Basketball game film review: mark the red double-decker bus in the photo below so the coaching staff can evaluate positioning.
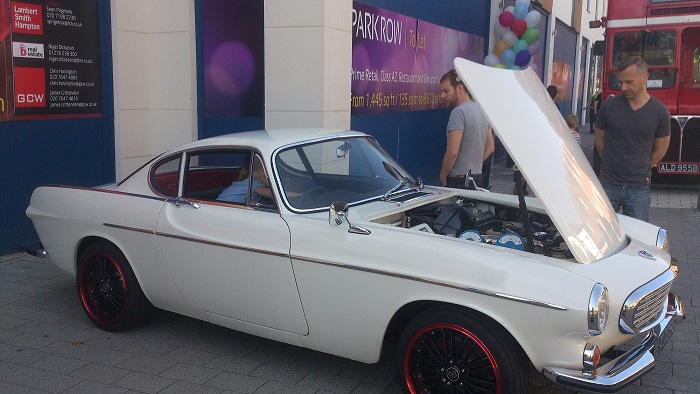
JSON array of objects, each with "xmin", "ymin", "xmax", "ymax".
[{"xmin": 601, "ymin": 0, "xmax": 700, "ymax": 176}]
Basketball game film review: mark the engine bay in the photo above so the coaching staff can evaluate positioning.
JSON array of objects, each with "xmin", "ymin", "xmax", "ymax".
[{"xmin": 375, "ymin": 197, "xmax": 574, "ymax": 260}]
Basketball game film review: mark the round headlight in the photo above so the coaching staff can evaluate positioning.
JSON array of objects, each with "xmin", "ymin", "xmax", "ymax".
[{"xmin": 588, "ymin": 284, "xmax": 608, "ymax": 336}]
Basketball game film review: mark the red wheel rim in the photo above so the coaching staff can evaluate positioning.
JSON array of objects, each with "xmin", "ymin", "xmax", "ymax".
[
  {"xmin": 403, "ymin": 323, "xmax": 502, "ymax": 393},
  {"xmin": 78, "ymin": 252, "xmax": 127, "ymax": 325}
]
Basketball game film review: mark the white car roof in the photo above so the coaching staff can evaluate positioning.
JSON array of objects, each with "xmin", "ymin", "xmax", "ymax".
[
  {"xmin": 166, "ymin": 129, "xmax": 364, "ymax": 156},
  {"xmin": 454, "ymin": 58, "xmax": 625, "ymax": 264}
]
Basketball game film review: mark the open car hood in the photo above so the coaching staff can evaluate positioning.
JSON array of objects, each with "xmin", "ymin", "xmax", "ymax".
[{"xmin": 454, "ymin": 58, "xmax": 624, "ymax": 264}]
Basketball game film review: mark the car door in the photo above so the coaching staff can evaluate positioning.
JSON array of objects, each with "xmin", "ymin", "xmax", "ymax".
[{"xmin": 154, "ymin": 149, "xmax": 308, "ymax": 335}]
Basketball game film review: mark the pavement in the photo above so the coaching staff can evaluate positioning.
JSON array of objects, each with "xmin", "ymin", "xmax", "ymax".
[{"xmin": 1, "ymin": 127, "xmax": 699, "ymax": 393}]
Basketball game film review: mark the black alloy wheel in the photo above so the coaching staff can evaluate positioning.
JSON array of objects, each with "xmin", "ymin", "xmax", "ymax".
[
  {"xmin": 77, "ymin": 242, "xmax": 151, "ymax": 331},
  {"xmin": 398, "ymin": 308, "xmax": 528, "ymax": 393}
]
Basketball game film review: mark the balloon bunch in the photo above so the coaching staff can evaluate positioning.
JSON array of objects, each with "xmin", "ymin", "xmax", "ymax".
[{"xmin": 484, "ymin": 0, "xmax": 541, "ymax": 70}]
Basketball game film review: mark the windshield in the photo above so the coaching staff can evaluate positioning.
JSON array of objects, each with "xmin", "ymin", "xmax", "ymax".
[{"xmin": 274, "ymin": 136, "xmax": 415, "ymax": 211}]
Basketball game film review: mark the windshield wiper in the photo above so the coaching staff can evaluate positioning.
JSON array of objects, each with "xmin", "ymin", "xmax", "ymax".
[
  {"xmin": 381, "ymin": 161, "xmax": 422, "ymax": 198},
  {"xmin": 382, "ymin": 180, "xmax": 408, "ymax": 201}
]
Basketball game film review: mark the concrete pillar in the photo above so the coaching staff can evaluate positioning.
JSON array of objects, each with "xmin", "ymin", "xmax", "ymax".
[
  {"xmin": 111, "ymin": 0, "xmax": 197, "ymax": 178},
  {"xmin": 264, "ymin": 0, "xmax": 352, "ymax": 130}
]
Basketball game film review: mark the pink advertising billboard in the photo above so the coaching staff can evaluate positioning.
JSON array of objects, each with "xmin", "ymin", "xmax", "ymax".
[{"xmin": 351, "ymin": 2, "xmax": 485, "ymax": 114}]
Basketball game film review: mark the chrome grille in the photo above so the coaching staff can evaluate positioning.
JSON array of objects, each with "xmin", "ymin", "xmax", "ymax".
[
  {"xmin": 633, "ymin": 281, "xmax": 671, "ymax": 329},
  {"xmin": 620, "ymin": 269, "xmax": 674, "ymax": 334}
]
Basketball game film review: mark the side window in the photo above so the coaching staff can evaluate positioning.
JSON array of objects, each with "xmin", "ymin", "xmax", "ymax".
[
  {"xmin": 250, "ymin": 153, "xmax": 276, "ymax": 209},
  {"xmin": 150, "ymin": 155, "xmax": 181, "ymax": 197},
  {"xmin": 184, "ymin": 150, "xmax": 249, "ymax": 202}
]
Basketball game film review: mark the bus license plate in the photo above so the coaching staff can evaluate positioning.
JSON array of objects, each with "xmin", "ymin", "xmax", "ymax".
[{"xmin": 657, "ymin": 162, "xmax": 700, "ymax": 175}]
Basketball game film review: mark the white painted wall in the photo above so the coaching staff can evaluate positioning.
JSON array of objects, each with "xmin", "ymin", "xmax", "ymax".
[
  {"xmin": 111, "ymin": 0, "xmax": 198, "ymax": 179},
  {"xmin": 264, "ymin": 0, "xmax": 352, "ymax": 130}
]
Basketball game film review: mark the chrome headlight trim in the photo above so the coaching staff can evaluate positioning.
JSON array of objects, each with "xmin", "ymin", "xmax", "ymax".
[
  {"xmin": 656, "ymin": 228, "xmax": 669, "ymax": 252},
  {"xmin": 588, "ymin": 284, "xmax": 608, "ymax": 336}
]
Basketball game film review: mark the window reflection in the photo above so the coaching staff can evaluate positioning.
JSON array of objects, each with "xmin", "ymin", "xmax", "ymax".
[{"xmin": 612, "ymin": 30, "xmax": 676, "ymax": 67}]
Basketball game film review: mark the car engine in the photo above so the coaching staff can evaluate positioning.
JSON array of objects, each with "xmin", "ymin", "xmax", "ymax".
[{"xmin": 401, "ymin": 198, "xmax": 573, "ymax": 259}]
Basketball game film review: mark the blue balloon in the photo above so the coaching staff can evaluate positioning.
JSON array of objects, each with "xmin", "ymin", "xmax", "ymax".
[
  {"xmin": 514, "ymin": 3, "xmax": 529, "ymax": 19},
  {"xmin": 501, "ymin": 49, "xmax": 516, "ymax": 67},
  {"xmin": 515, "ymin": 50, "xmax": 532, "ymax": 67}
]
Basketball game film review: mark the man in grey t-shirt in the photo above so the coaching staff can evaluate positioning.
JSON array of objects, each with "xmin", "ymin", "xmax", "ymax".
[
  {"xmin": 438, "ymin": 69, "xmax": 494, "ymax": 189},
  {"xmin": 594, "ymin": 56, "xmax": 670, "ymax": 222}
]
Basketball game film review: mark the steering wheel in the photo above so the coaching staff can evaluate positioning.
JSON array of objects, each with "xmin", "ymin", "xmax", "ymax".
[{"xmin": 296, "ymin": 186, "xmax": 328, "ymax": 208}]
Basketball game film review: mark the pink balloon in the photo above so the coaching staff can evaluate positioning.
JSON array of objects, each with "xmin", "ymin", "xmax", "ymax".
[
  {"xmin": 512, "ymin": 19, "xmax": 527, "ymax": 36},
  {"xmin": 499, "ymin": 11, "xmax": 515, "ymax": 28}
]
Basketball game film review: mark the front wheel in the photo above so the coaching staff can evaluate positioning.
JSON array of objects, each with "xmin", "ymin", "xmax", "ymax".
[
  {"xmin": 398, "ymin": 307, "xmax": 528, "ymax": 393},
  {"xmin": 77, "ymin": 242, "xmax": 152, "ymax": 331}
]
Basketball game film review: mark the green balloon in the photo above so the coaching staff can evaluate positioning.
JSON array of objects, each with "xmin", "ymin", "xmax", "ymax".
[
  {"xmin": 494, "ymin": 63, "xmax": 506, "ymax": 69},
  {"xmin": 522, "ymin": 27, "xmax": 540, "ymax": 44}
]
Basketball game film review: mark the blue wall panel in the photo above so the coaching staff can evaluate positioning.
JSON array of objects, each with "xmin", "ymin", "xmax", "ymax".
[
  {"xmin": 0, "ymin": 123, "xmax": 16, "ymax": 253},
  {"xmin": 0, "ymin": 1, "xmax": 114, "ymax": 254},
  {"xmin": 201, "ymin": 117, "xmax": 265, "ymax": 139},
  {"xmin": 352, "ymin": 109, "xmax": 451, "ymax": 183}
]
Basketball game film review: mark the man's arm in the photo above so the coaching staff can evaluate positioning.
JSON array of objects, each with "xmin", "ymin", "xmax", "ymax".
[
  {"xmin": 440, "ymin": 129, "xmax": 463, "ymax": 186},
  {"xmin": 594, "ymin": 127, "xmax": 606, "ymax": 156},
  {"xmin": 649, "ymin": 135, "xmax": 670, "ymax": 168},
  {"xmin": 483, "ymin": 128, "xmax": 495, "ymax": 161},
  {"xmin": 253, "ymin": 185, "xmax": 272, "ymax": 198}
]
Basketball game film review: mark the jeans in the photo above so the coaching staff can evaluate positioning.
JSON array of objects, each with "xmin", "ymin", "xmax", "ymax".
[
  {"xmin": 601, "ymin": 181, "xmax": 651, "ymax": 222},
  {"xmin": 481, "ymin": 154, "xmax": 493, "ymax": 189}
]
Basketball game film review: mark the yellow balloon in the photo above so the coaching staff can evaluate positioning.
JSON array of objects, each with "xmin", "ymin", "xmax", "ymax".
[
  {"xmin": 494, "ymin": 40, "xmax": 510, "ymax": 57},
  {"xmin": 494, "ymin": 64, "xmax": 506, "ymax": 69}
]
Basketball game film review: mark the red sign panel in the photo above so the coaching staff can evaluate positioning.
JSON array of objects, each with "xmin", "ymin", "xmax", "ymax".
[
  {"xmin": 11, "ymin": 2, "xmax": 43, "ymax": 35},
  {"xmin": 14, "ymin": 66, "xmax": 45, "ymax": 107}
]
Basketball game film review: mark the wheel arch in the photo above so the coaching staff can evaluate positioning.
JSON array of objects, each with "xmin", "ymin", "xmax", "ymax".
[
  {"xmin": 382, "ymin": 300, "xmax": 531, "ymax": 365},
  {"xmin": 76, "ymin": 236, "xmax": 117, "ymax": 269}
]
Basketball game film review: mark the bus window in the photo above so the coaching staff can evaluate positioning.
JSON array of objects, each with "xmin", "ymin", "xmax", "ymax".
[
  {"xmin": 609, "ymin": 68, "xmax": 677, "ymax": 90},
  {"xmin": 612, "ymin": 30, "xmax": 677, "ymax": 67},
  {"xmin": 695, "ymin": 47, "xmax": 700, "ymax": 83}
]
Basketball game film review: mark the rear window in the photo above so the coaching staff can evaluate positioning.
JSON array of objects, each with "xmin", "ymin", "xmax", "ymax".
[{"xmin": 150, "ymin": 155, "xmax": 181, "ymax": 197}]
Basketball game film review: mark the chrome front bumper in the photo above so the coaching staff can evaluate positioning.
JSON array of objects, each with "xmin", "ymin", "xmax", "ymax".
[{"xmin": 543, "ymin": 292, "xmax": 684, "ymax": 393}]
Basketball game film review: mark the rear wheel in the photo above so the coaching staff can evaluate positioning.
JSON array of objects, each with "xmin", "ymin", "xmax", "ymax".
[
  {"xmin": 398, "ymin": 307, "xmax": 528, "ymax": 393},
  {"xmin": 77, "ymin": 242, "xmax": 151, "ymax": 331}
]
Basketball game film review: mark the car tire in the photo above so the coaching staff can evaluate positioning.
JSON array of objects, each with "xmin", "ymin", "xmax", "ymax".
[
  {"xmin": 77, "ymin": 242, "xmax": 152, "ymax": 331},
  {"xmin": 398, "ymin": 307, "xmax": 529, "ymax": 394}
]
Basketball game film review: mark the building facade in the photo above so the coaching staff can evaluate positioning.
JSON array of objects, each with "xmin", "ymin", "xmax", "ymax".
[{"xmin": 0, "ymin": 0, "xmax": 605, "ymax": 254}]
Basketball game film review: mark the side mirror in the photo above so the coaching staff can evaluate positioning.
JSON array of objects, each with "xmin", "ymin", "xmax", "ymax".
[{"xmin": 328, "ymin": 201, "xmax": 370, "ymax": 235}]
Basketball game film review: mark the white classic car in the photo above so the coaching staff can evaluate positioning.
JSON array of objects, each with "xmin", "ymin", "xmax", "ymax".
[{"xmin": 26, "ymin": 59, "xmax": 683, "ymax": 393}]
